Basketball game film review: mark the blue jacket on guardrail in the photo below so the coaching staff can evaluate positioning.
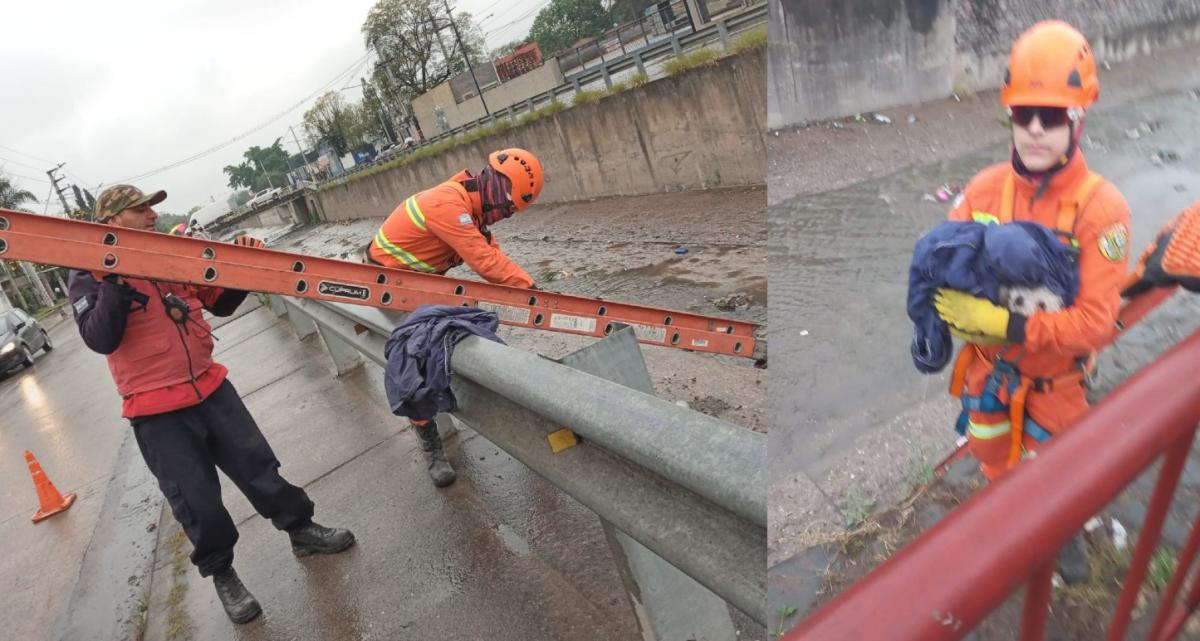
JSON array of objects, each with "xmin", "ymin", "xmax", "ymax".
[
  {"xmin": 383, "ymin": 305, "xmax": 505, "ymax": 421},
  {"xmin": 907, "ymin": 221, "xmax": 1079, "ymax": 374}
]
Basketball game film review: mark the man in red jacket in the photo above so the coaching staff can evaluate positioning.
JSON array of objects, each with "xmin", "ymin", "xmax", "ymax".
[{"xmin": 68, "ymin": 185, "xmax": 355, "ymax": 625}]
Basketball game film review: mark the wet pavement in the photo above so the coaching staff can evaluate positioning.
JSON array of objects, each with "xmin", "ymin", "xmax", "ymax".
[
  {"xmin": 769, "ymin": 80, "xmax": 1200, "ymax": 567},
  {"xmin": 133, "ymin": 299, "xmax": 764, "ymax": 641},
  {"xmin": 0, "ymin": 316, "xmax": 133, "ymax": 641}
]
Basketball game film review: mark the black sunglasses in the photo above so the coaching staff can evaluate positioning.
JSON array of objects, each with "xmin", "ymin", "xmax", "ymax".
[{"xmin": 1011, "ymin": 106, "xmax": 1071, "ymax": 129}]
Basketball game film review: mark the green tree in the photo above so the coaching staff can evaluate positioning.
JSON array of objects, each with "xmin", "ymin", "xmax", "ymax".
[
  {"xmin": 302, "ymin": 92, "xmax": 371, "ymax": 158},
  {"xmin": 530, "ymin": 0, "xmax": 612, "ymax": 55},
  {"xmin": 222, "ymin": 139, "xmax": 292, "ymax": 192},
  {"xmin": 363, "ymin": 0, "xmax": 486, "ymax": 100},
  {"xmin": 0, "ymin": 170, "xmax": 37, "ymax": 210},
  {"xmin": 608, "ymin": 0, "xmax": 655, "ymax": 24}
]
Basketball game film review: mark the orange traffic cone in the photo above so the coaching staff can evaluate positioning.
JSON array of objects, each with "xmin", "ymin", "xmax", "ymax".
[{"xmin": 25, "ymin": 450, "xmax": 76, "ymax": 523}]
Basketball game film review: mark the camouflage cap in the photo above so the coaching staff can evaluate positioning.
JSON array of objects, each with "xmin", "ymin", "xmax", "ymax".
[{"xmin": 94, "ymin": 184, "xmax": 167, "ymax": 222}]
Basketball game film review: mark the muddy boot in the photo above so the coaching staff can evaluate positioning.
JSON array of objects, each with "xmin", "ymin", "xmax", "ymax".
[
  {"xmin": 213, "ymin": 568, "xmax": 262, "ymax": 624},
  {"xmin": 288, "ymin": 521, "xmax": 356, "ymax": 557},
  {"xmin": 1056, "ymin": 532, "xmax": 1091, "ymax": 585},
  {"xmin": 414, "ymin": 420, "xmax": 456, "ymax": 488}
]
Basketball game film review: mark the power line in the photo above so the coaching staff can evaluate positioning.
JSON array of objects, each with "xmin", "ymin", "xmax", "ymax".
[
  {"xmin": 0, "ymin": 143, "xmax": 55, "ymax": 166},
  {"xmin": 113, "ymin": 52, "xmax": 373, "ymax": 184},
  {"xmin": 0, "ymin": 154, "xmax": 46, "ymax": 172},
  {"xmin": 1, "ymin": 170, "xmax": 51, "ymax": 184},
  {"xmin": 483, "ymin": 0, "xmax": 551, "ymax": 37}
]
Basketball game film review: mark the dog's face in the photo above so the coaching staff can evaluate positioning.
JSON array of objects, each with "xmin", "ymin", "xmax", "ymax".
[{"xmin": 1000, "ymin": 286, "xmax": 1064, "ymax": 316}]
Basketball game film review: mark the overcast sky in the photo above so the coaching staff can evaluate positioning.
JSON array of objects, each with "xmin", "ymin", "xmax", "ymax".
[{"xmin": 0, "ymin": 0, "xmax": 546, "ymax": 215}]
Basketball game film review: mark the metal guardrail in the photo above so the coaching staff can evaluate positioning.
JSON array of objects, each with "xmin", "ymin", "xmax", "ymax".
[
  {"xmin": 784, "ymin": 326, "xmax": 1200, "ymax": 641},
  {"xmin": 327, "ymin": 2, "xmax": 766, "ymax": 185},
  {"xmin": 264, "ymin": 294, "xmax": 768, "ymax": 625}
]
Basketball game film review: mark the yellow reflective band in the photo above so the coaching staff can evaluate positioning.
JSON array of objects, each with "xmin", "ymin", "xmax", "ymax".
[
  {"xmin": 967, "ymin": 419, "xmax": 1011, "ymax": 440},
  {"xmin": 971, "ymin": 212, "xmax": 1001, "ymax": 226},
  {"xmin": 373, "ymin": 229, "xmax": 437, "ymax": 272},
  {"xmin": 405, "ymin": 197, "xmax": 427, "ymax": 232}
]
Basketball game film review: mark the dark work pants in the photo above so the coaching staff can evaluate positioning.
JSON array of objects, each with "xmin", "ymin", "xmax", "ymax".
[{"xmin": 132, "ymin": 379, "xmax": 314, "ymax": 577}]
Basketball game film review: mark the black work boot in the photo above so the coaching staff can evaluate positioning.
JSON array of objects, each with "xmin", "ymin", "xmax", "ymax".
[
  {"xmin": 414, "ymin": 420, "xmax": 456, "ymax": 488},
  {"xmin": 1056, "ymin": 531, "xmax": 1091, "ymax": 585},
  {"xmin": 213, "ymin": 568, "xmax": 262, "ymax": 624},
  {"xmin": 288, "ymin": 521, "xmax": 356, "ymax": 557}
]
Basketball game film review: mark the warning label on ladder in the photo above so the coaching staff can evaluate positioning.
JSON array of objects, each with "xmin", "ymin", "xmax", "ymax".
[
  {"xmin": 549, "ymin": 313, "xmax": 598, "ymax": 334},
  {"xmin": 628, "ymin": 323, "xmax": 668, "ymax": 343},
  {"xmin": 478, "ymin": 301, "xmax": 532, "ymax": 325}
]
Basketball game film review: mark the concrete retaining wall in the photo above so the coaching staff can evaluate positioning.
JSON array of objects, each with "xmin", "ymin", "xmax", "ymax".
[
  {"xmin": 316, "ymin": 50, "xmax": 766, "ymax": 222},
  {"xmin": 768, "ymin": 0, "xmax": 1200, "ymax": 128}
]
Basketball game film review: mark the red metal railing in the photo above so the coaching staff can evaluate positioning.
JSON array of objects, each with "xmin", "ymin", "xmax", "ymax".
[{"xmin": 784, "ymin": 326, "xmax": 1200, "ymax": 641}]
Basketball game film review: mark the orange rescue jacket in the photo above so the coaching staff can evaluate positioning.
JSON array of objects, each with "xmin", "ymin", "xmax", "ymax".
[
  {"xmin": 370, "ymin": 170, "xmax": 533, "ymax": 288},
  {"xmin": 948, "ymin": 152, "xmax": 1131, "ymax": 430}
]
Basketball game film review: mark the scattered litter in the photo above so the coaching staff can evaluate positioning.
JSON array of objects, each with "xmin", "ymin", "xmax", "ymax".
[
  {"xmin": 799, "ymin": 330, "xmax": 809, "ymax": 337},
  {"xmin": 832, "ymin": 122, "xmax": 845, "ymax": 130},
  {"xmin": 873, "ymin": 113, "xmax": 892, "ymax": 124},
  {"xmin": 1084, "ymin": 516, "xmax": 1103, "ymax": 533},
  {"xmin": 927, "ymin": 181, "xmax": 962, "ymax": 203},
  {"xmin": 1083, "ymin": 135, "xmax": 1108, "ymax": 152},
  {"xmin": 907, "ymin": 114, "xmax": 918, "ymax": 124},
  {"xmin": 1151, "ymin": 150, "xmax": 1180, "ymax": 166},
  {"xmin": 1112, "ymin": 518, "xmax": 1129, "ymax": 550},
  {"xmin": 1102, "ymin": 60, "xmax": 1112, "ymax": 71},
  {"xmin": 545, "ymin": 270, "xmax": 574, "ymax": 281},
  {"xmin": 853, "ymin": 113, "xmax": 866, "ymax": 123},
  {"xmin": 774, "ymin": 130, "xmax": 780, "ymax": 137},
  {"xmin": 675, "ymin": 400, "xmax": 689, "ymax": 409},
  {"xmin": 1125, "ymin": 128, "xmax": 1142, "ymax": 140},
  {"xmin": 710, "ymin": 293, "xmax": 751, "ymax": 311},
  {"xmin": 673, "ymin": 245, "xmax": 689, "ymax": 255}
]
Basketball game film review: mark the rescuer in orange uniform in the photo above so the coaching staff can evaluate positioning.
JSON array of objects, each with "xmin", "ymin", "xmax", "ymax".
[
  {"xmin": 932, "ymin": 20, "xmax": 1132, "ymax": 583},
  {"xmin": 368, "ymin": 148, "xmax": 544, "ymax": 487},
  {"xmin": 935, "ymin": 21, "xmax": 1131, "ymax": 480},
  {"xmin": 368, "ymin": 148, "xmax": 542, "ymax": 288}
]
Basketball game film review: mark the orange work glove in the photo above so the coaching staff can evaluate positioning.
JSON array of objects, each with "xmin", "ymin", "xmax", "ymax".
[{"xmin": 233, "ymin": 235, "xmax": 266, "ymax": 248}]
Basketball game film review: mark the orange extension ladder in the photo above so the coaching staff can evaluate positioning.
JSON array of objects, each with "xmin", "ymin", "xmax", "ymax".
[{"xmin": 0, "ymin": 208, "xmax": 759, "ymax": 358}]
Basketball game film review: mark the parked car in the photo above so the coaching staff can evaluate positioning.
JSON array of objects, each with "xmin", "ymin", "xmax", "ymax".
[{"xmin": 0, "ymin": 308, "xmax": 52, "ymax": 372}]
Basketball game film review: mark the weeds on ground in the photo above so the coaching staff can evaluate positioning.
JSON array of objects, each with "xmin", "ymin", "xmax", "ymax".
[
  {"xmin": 134, "ymin": 595, "xmax": 149, "ymax": 641},
  {"xmin": 769, "ymin": 604, "xmax": 800, "ymax": 638},
  {"xmin": 628, "ymin": 72, "xmax": 650, "ymax": 88},
  {"xmin": 952, "ymin": 82, "xmax": 975, "ymax": 101},
  {"xmin": 664, "ymin": 48, "xmax": 721, "ymax": 75},
  {"xmin": 732, "ymin": 25, "xmax": 767, "ymax": 54},
  {"xmin": 573, "ymin": 88, "xmax": 605, "ymax": 106},
  {"xmin": 840, "ymin": 489, "xmax": 876, "ymax": 529}
]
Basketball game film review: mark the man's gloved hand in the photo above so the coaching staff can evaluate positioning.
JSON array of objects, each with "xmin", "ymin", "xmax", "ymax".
[
  {"xmin": 1123, "ymin": 208, "xmax": 1200, "ymax": 297},
  {"xmin": 233, "ymin": 235, "xmax": 266, "ymax": 248},
  {"xmin": 934, "ymin": 288, "xmax": 1026, "ymax": 345}
]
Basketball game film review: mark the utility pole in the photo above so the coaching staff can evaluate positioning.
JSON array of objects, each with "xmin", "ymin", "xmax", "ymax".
[
  {"xmin": 363, "ymin": 76, "xmax": 396, "ymax": 145},
  {"xmin": 439, "ymin": 0, "xmax": 490, "ymax": 117},
  {"xmin": 46, "ymin": 164, "xmax": 71, "ymax": 216},
  {"xmin": 254, "ymin": 158, "xmax": 275, "ymax": 189}
]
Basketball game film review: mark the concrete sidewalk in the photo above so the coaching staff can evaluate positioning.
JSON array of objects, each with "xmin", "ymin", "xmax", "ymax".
[{"xmin": 136, "ymin": 298, "xmax": 755, "ymax": 640}]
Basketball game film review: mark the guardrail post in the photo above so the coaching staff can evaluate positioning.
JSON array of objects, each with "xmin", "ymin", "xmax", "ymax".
[
  {"xmin": 571, "ymin": 77, "xmax": 582, "ymax": 92},
  {"xmin": 717, "ymin": 19, "xmax": 730, "ymax": 49},
  {"xmin": 671, "ymin": 36, "xmax": 682, "ymax": 57},
  {"xmin": 280, "ymin": 298, "xmax": 317, "ymax": 339},
  {"xmin": 313, "ymin": 323, "xmax": 364, "ymax": 377},
  {"xmin": 633, "ymin": 51, "xmax": 646, "ymax": 76},
  {"xmin": 601, "ymin": 64, "xmax": 612, "ymax": 89},
  {"xmin": 525, "ymin": 97, "xmax": 534, "ymax": 114},
  {"xmin": 557, "ymin": 327, "xmax": 739, "ymax": 641}
]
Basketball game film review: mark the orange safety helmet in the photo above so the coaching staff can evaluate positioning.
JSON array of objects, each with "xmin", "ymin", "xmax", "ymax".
[
  {"xmin": 1001, "ymin": 21, "xmax": 1099, "ymax": 109},
  {"xmin": 488, "ymin": 148, "xmax": 543, "ymax": 211}
]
